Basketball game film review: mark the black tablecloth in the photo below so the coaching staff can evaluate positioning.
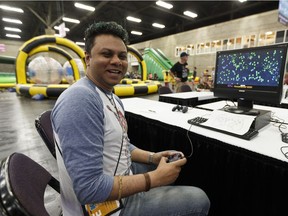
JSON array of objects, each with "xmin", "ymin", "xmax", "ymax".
[{"xmin": 125, "ymin": 111, "xmax": 288, "ymax": 216}]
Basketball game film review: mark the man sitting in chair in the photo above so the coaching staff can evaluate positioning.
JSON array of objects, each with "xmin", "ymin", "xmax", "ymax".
[{"xmin": 51, "ymin": 21, "xmax": 210, "ymax": 216}]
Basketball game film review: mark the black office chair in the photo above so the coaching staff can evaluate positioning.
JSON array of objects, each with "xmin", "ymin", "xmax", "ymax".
[
  {"xmin": 0, "ymin": 152, "xmax": 60, "ymax": 216},
  {"xmin": 158, "ymin": 86, "xmax": 173, "ymax": 95},
  {"xmin": 35, "ymin": 110, "xmax": 56, "ymax": 159},
  {"xmin": 180, "ymin": 84, "xmax": 192, "ymax": 92}
]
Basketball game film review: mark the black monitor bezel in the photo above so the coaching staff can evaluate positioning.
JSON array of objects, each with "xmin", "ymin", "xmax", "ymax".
[{"xmin": 213, "ymin": 43, "xmax": 288, "ymax": 105}]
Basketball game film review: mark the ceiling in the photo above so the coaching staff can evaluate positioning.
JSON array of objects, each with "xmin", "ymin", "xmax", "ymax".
[{"xmin": 0, "ymin": 1, "xmax": 280, "ymax": 45}]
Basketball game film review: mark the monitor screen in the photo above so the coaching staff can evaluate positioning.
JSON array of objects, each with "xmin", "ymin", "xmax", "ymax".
[{"xmin": 213, "ymin": 43, "xmax": 288, "ymax": 112}]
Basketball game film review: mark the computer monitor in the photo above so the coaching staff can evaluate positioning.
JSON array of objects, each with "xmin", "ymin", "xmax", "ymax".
[{"xmin": 213, "ymin": 43, "xmax": 288, "ymax": 114}]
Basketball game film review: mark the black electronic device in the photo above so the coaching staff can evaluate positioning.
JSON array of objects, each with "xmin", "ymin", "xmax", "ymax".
[
  {"xmin": 187, "ymin": 116, "xmax": 259, "ymax": 140},
  {"xmin": 213, "ymin": 43, "xmax": 288, "ymax": 114},
  {"xmin": 282, "ymin": 133, "xmax": 288, "ymax": 143},
  {"xmin": 167, "ymin": 153, "xmax": 183, "ymax": 163},
  {"xmin": 172, "ymin": 104, "xmax": 188, "ymax": 113}
]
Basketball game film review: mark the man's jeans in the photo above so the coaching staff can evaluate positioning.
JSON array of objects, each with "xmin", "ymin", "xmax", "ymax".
[{"xmin": 119, "ymin": 162, "xmax": 210, "ymax": 216}]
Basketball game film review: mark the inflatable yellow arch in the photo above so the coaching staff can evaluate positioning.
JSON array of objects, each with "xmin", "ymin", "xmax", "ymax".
[
  {"xmin": 114, "ymin": 46, "xmax": 160, "ymax": 97},
  {"xmin": 15, "ymin": 36, "xmax": 160, "ymax": 98},
  {"xmin": 28, "ymin": 45, "xmax": 80, "ymax": 82},
  {"xmin": 15, "ymin": 35, "xmax": 85, "ymax": 97}
]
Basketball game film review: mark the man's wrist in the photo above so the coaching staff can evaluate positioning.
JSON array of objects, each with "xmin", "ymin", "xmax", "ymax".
[
  {"xmin": 143, "ymin": 173, "xmax": 151, "ymax": 191},
  {"xmin": 148, "ymin": 152, "xmax": 155, "ymax": 164}
]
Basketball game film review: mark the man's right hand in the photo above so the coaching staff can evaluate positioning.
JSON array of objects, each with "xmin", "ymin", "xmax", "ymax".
[{"xmin": 148, "ymin": 156, "xmax": 187, "ymax": 188}]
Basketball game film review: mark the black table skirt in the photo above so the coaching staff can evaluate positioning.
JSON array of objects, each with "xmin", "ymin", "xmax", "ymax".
[{"xmin": 125, "ymin": 112, "xmax": 288, "ymax": 216}]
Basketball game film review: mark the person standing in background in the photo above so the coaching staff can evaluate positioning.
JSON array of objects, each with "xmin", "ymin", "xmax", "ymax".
[
  {"xmin": 284, "ymin": 72, "xmax": 288, "ymax": 85},
  {"xmin": 169, "ymin": 52, "xmax": 190, "ymax": 92},
  {"xmin": 193, "ymin": 67, "xmax": 197, "ymax": 81}
]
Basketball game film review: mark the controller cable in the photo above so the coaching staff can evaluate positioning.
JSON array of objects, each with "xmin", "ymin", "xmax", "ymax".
[
  {"xmin": 270, "ymin": 114, "xmax": 288, "ymax": 158},
  {"xmin": 186, "ymin": 117, "xmax": 194, "ymax": 159}
]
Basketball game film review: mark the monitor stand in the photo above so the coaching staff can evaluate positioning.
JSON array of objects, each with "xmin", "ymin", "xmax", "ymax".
[
  {"xmin": 223, "ymin": 98, "xmax": 260, "ymax": 115},
  {"xmin": 224, "ymin": 106, "xmax": 260, "ymax": 116}
]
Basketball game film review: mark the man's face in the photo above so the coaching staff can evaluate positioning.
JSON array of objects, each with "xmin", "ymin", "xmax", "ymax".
[
  {"xmin": 181, "ymin": 55, "xmax": 188, "ymax": 63},
  {"xmin": 85, "ymin": 34, "xmax": 128, "ymax": 91}
]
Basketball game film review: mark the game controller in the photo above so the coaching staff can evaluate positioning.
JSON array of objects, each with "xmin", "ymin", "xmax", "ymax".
[
  {"xmin": 167, "ymin": 153, "xmax": 183, "ymax": 163},
  {"xmin": 172, "ymin": 105, "xmax": 188, "ymax": 113}
]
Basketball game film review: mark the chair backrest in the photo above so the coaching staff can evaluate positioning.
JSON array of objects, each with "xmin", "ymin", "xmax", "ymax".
[
  {"xmin": 180, "ymin": 84, "xmax": 192, "ymax": 92},
  {"xmin": 0, "ymin": 152, "xmax": 60, "ymax": 216},
  {"xmin": 158, "ymin": 86, "xmax": 173, "ymax": 95},
  {"xmin": 35, "ymin": 110, "xmax": 56, "ymax": 159}
]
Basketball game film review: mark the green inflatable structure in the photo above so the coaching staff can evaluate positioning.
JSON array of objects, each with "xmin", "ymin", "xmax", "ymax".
[{"xmin": 142, "ymin": 48, "xmax": 174, "ymax": 81}]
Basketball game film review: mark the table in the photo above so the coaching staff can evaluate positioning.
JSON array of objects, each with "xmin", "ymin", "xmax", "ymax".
[
  {"xmin": 159, "ymin": 88, "xmax": 288, "ymax": 109},
  {"xmin": 159, "ymin": 91, "xmax": 220, "ymax": 106},
  {"xmin": 122, "ymin": 98, "xmax": 288, "ymax": 216}
]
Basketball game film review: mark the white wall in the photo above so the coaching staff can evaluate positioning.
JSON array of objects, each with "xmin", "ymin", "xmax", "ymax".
[{"xmin": 130, "ymin": 10, "xmax": 285, "ymax": 76}]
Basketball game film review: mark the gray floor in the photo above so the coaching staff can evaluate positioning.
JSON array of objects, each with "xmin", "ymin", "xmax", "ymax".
[{"xmin": 0, "ymin": 90, "xmax": 159, "ymax": 215}]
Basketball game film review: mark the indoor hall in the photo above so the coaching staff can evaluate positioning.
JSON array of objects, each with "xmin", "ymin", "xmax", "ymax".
[{"xmin": 1, "ymin": 1, "xmax": 288, "ymax": 216}]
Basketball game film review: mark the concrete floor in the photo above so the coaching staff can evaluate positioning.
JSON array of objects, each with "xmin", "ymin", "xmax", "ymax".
[{"xmin": 0, "ymin": 90, "xmax": 159, "ymax": 215}]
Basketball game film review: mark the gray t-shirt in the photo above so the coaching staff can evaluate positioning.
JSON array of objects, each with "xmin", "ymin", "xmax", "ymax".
[{"xmin": 52, "ymin": 77, "xmax": 135, "ymax": 215}]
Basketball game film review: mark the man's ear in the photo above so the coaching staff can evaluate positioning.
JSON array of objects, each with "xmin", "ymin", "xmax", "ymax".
[{"xmin": 85, "ymin": 51, "xmax": 90, "ymax": 66}]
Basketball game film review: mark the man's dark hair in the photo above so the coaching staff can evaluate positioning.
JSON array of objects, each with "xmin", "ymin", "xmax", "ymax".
[{"xmin": 84, "ymin": 21, "xmax": 129, "ymax": 54}]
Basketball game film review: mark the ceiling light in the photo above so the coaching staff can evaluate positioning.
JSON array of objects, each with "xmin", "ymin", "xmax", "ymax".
[
  {"xmin": 54, "ymin": 26, "xmax": 70, "ymax": 32},
  {"xmin": 2, "ymin": 18, "xmax": 22, "ymax": 24},
  {"xmin": 126, "ymin": 16, "xmax": 141, "ymax": 23},
  {"xmin": 238, "ymin": 0, "xmax": 247, "ymax": 2},
  {"xmin": 4, "ymin": 27, "xmax": 21, "ymax": 32},
  {"xmin": 74, "ymin": 2, "xmax": 95, "ymax": 12},
  {"xmin": 156, "ymin": 1, "xmax": 173, "ymax": 9},
  {"xmin": 131, "ymin": 31, "xmax": 142, "ymax": 35},
  {"xmin": 62, "ymin": 17, "xmax": 80, "ymax": 24},
  {"xmin": 152, "ymin": 23, "xmax": 165, "ymax": 28},
  {"xmin": 0, "ymin": 5, "xmax": 24, "ymax": 13},
  {"xmin": 183, "ymin": 11, "xmax": 198, "ymax": 18},
  {"xmin": 76, "ymin": 42, "xmax": 85, "ymax": 46},
  {"xmin": 6, "ymin": 33, "xmax": 21, "ymax": 38}
]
